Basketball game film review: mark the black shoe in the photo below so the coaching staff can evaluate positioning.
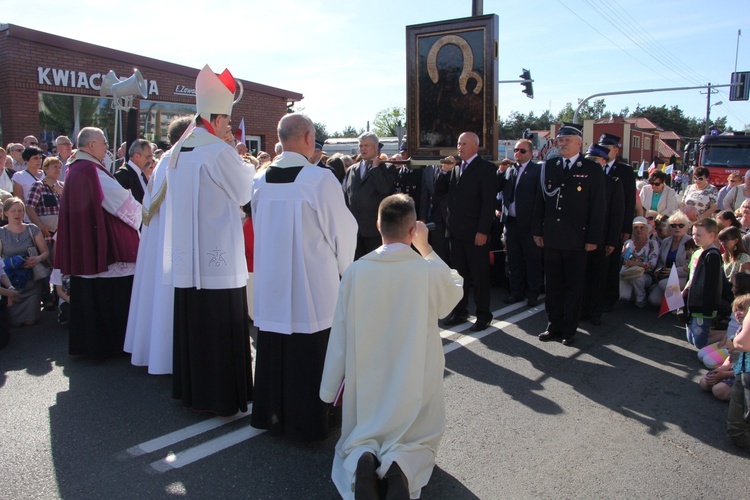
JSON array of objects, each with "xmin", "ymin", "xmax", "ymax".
[
  {"xmin": 57, "ymin": 302, "xmax": 69, "ymax": 325},
  {"xmin": 589, "ymin": 316, "xmax": 601, "ymax": 326},
  {"xmin": 526, "ymin": 297, "xmax": 540, "ymax": 307},
  {"xmin": 443, "ymin": 312, "xmax": 468, "ymax": 326},
  {"xmin": 470, "ymin": 319, "xmax": 490, "ymax": 332},
  {"xmin": 538, "ymin": 331, "xmax": 560, "ymax": 342},
  {"xmin": 561, "ymin": 337, "xmax": 576, "ymax": 346},
  {"xmin": 355, "ymin": 452, "xmax": 380, "ymax": 500},
  {"xmin": 504, "ymin": 295, "xmax": 524, "ymax": 304}
]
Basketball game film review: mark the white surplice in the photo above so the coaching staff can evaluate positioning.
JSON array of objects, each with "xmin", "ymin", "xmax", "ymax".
[
  {"xmin": 123, "ymin": 150, "xmax": 173, "ymax": 374},
  {"xmin": 320, "ymin": 244, "xmax": 463, "ymax": 499},
  {"xmin": 251, "ymin": 151, "xmax": 358, "ymax": 334},
  {"xmin": 163, "ymin": 127, "xmax": 254, "ymax": 289}
]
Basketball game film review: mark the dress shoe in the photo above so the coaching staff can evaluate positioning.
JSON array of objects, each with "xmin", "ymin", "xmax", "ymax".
[
  {"xmin": 442, "ymin": 312, "xmax": 468, "ymax": 326},
  {"xmin": 526, "ymin": 297, "xmax": 540, "ymax": 307},
  {"xmin": 538, "ymin": 331, "xmax": 560, "ymax": 342},
  {"xmin": 504, "ymin": 295, "xmax": 524, "ymax": 304},
  {"xmin": 470, "ymin": 319, "xmax": 490, "ymax": 332},
  {"xmin": 355, "ymin": 452, "xmax": 380, "ymax": 500},
  {"xmin": 561, "ymin": 337, "xmax": 576, "ymax": 346}
]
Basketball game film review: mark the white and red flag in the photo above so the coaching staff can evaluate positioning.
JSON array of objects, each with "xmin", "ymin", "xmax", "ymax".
[
  {"xmin": 659, "ymin": 264, "xmax": 685, "ymax": 317},
  {"xmin": 234, "ymin": 117, "xmax": 246, "ymax": 143}
]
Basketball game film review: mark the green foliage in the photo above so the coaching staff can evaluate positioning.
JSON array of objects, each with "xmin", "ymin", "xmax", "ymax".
[
  {"xmin": 631, "ymin": 104, "xmax": 727, "ymax": 138},
  {"xmin": 373, "ymin": 106, "xmax": 405, "ymax": 137},
  {"xmin": 329, "ymin": 125, "xmax": 363, "ymax": 139},
  {"xmin": 313, "ymin": 122, "xmax": 329, "ymax": 142}
]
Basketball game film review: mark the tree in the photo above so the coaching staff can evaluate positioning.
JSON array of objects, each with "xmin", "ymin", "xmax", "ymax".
[
  {"xmin": 555, "ymin": 99, "xmax": 609, "ymax": 122},
  {"xmin": 372, "ymin": 106, "xmax": 405, "ymax": 137},
  {"xmin": 328, "ymin": 125, "xmax": 363, "ymax": 139},
  {"xmin": 313, "ymin": 122, "xmax": 329, "ymax": 142}
]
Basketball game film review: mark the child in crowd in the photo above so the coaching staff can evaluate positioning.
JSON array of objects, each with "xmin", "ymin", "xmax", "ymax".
[
  {"xmin": 683, "ymin": 218, "xmax": 723, "ymax": 348},
  {"xmin": 49, "ymin": 268, "xmax": 70, "ymax": 325},
  {"xmin": 699, "ymin": 294, "xmax": 750, "ymax": 400}
]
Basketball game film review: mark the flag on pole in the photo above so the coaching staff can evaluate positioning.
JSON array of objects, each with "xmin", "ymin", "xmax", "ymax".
[
  {"xmin": 234, "ymin": 117, "xmax": 246, "ymax": 144},
  {"xmin": 638, "ymin": 161, "xmax": 645, "ymax": 178},
  {"xmin": 665, "ymin": 163, "xmax": 674, "ymax": 175},
  {"xmin": 659, "ymin": 264, "xmax": 685, "ymax": 317},
  {"xmin": 648, "ymin": 161, "xmax": 657, "ymax": 174}
]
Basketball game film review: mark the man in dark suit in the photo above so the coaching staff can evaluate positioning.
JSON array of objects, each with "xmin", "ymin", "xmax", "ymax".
[
  {"xmin": 498, "ymin": 138, "xmax": 543, "ymax": 307},
  {"xmin": 419, "ymin": 164, "xmax": 450, "ymax": 264},
  {"xmin": 114, "ymin": 138, "xmax": 153, "ymax": 204},
  {"xmin": 436, "ymin": 132, "xmax": 498, "ymax": 331},
  {"xmin": 599, "ymin": 133, "xmax": 636, "ymax": 311},
  {"xmin": 532, "ymin": 123, "xmax": 606, "ymax": 345},
  {"xmin": 580, "ymin": 144, "xmax": 625, "ymax": 326},
  {"xmin": 342, "ymin": 132, "xmax": 396, "ymax": 259}
]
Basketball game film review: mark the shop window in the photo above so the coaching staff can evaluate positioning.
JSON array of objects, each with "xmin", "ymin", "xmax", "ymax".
[
  {"xmin": 39, "ymin": 92, "xmax": 115, "ymax": 146},
  {"xmin": 140, "ymin": 101, "xmax": 196, "ymax": 147}
]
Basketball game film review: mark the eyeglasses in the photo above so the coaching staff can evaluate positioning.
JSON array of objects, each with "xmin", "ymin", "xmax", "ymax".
[
  {"xmin": 58, "ymin": 143, "xmax": 72, "ymax": 147},
  {"xmin": 695, "ymin": 176, "xmax": 706, "ymax": 181},
  {"xmin": 649, "ymin": 182, "xmax": 663, "ymax": 186},
  {"xmin": 11, "ymin": 149, "xmax": 23, "ymax": 153},
  {"xmin": 513, "ymin": 148, "xmax": 527, "ymax": 153},
  {"xmin": 646, "ymin": 216, "xmax": 655, "ymax": 220},
  {"xmin": 670, "ymin": 223, "xmax": 686, "ymax": 228},
  {"xmin": 29, "ymin": 142, "xmax": 38, "ymax": 146}
]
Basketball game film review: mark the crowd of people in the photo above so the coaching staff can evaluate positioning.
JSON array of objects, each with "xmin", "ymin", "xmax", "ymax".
[{"xmin": 5, "ymin": 66, "xmax": 750, "ymax": 496}]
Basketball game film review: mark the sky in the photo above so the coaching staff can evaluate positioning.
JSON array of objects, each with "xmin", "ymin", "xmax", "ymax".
[{"xmin": 3, "ymin": 0, "xmax": 750, "ymax": 134}]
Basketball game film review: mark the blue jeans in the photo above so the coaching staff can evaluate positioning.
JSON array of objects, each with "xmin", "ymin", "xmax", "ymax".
[{"xmin": 686, "ymin": 316, "xmax": 711, "ymax": 348}]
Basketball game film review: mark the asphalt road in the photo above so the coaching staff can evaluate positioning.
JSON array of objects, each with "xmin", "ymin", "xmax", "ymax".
[{"xmin": 1, "ymin": 288, "xmax": 749, "ymax": 499}]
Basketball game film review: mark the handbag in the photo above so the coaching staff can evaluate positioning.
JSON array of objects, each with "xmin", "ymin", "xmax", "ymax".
[
  {"xmin": 26, "ymin": 227, "xmax": 50, "ymax": 281},
  {"xmin": 619, "ymin": 265, "xmax": 645, "ymax": 280}
]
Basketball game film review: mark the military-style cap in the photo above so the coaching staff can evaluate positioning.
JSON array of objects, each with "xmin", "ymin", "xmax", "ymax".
[
  {"xmin": 598, "ymin": 133, "xmax": 622, "ymax": 148},
  {"xmin": 557, "ymin": 122, "xmax": 583, "ymax": 137},
  {"xmin": 585, "ymin": 144, "xmax": 610, "ymax": 160}
]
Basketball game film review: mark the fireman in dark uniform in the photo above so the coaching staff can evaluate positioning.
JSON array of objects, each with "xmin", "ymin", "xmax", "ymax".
[
  {"xmin": 532, "ymin": 123, "xmax": 606, "ymax": 345},
  {"xmin": 580, "ymin": 144, "xmax": 625, "ymax": 326},
  {"xmin": 599, "ymin": 133, "xmax": 636, "ymax": 311}
]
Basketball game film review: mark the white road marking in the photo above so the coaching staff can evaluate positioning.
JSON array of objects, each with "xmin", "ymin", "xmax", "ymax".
[
  {"xmin": 443, "ymin": 306, "xmax": 544, "ymax": 354},
  {"xmin": 439, "ymin": 300, "xmax": 531, "ymax": 338},
  {"xmin": 123, "ymin": 298, "xmax": 545, "ymax": 472},
  {"xmin": 125, "ymin": 409, "xmax": 251, "ymax": 456},
  {"xmin": 150, "ymin": 425, "xmax": 266, "ymax": 472}
]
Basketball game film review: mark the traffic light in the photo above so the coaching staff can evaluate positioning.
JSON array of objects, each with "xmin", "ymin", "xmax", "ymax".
[
  {"xmin": 730, "ymin": 71, "xmax": 750, "ymax": 101},
  {"xmin": 520, "ymin": 69, "xmax": 533, "ymax": 99}
]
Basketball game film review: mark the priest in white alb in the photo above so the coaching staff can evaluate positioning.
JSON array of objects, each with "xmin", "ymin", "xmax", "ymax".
[
  {"xmin": 123, "ymin": 116, "xmax": 192, "ymax": 374},
  {"xmin": 320, "ymin": 194, "xmax": 463, "ymax": 499},
  {"xmin": 162, "ymin": 65, "xmax": 254, "ymax": 416},
  {"xmin": 250, "ymin": 113, "xmax": 358, "ymax": 441}
]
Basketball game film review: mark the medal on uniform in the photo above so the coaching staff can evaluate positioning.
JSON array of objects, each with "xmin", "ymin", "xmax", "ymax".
[{"xmin": 577, "ymin": 186, "xmax": 582, "ymax": 192}]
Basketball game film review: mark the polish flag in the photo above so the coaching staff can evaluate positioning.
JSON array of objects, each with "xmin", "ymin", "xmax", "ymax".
[
  {"xmin": 234, "ymin": 117, "xmax": 246, "ymax": 143},
  {"xmin": 648, "ymin": 161, "xmax": 657, "ymax": 174},
  {"xmin": 659, "ymin": 264, "xmax": 685, "ymax": 317}
]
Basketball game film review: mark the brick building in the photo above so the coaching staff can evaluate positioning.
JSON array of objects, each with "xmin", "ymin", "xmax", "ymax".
[{"xmin": 0, "ymin": 24, "xmax": 303, "ymax": 154}]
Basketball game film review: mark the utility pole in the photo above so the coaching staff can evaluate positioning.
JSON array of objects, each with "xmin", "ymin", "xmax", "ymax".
[{"xmin": 702, "ymin": 83, "xmax": 720, "ymax": 135}]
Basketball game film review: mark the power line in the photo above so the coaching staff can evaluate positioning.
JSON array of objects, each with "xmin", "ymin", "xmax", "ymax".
[{"xmin": 555, "ymin": 0, "xmax": 684, "ymax": 86}]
